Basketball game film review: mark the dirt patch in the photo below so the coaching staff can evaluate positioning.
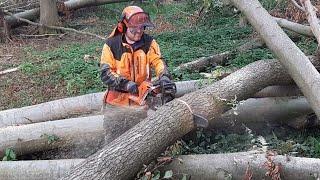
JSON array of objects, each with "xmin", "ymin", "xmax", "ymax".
[{"xmin": 271, "ymin": 1, "xmax": 320, "ymax": 23}]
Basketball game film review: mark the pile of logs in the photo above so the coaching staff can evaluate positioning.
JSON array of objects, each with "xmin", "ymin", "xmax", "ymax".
[{"xmin": 1, "ymin": 0, "xmax": 320, "ymax": 179}]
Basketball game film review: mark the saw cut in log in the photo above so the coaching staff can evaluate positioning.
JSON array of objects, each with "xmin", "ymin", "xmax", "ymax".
[
  {"xmin": 0, "ymin": 115, "xmax": 104, "ymax": 158},
  {"xmin": 163, "ymin": 152, "xmax": 320, "ymax": 180},
  {"xmin": 231, "ymin": 0, "xmax": 320, "ymax": 119},
  {"xmin": 2, "ymin": 152, "xmax": 320, "ymax": 180},
  {"xmin": 174, "ymin": 37, "xmax": 265, "ymax": 72},
  {"xmin": 0, "ymin": 80, "xmax": 212, "ymax": 128},
  {"xmin": 60, "ymin": 57, "xmax": 320, "ymax": 180}
]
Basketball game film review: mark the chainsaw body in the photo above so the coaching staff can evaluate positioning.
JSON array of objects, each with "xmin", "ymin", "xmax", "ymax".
[{"xmin": 128, "ymin": 80, "xmax": 176, "ymax": 109}]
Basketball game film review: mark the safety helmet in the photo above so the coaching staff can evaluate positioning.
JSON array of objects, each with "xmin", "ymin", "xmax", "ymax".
[{"xmin": 121, "ymin": 6, "xmax": 154, "ymax": 28}]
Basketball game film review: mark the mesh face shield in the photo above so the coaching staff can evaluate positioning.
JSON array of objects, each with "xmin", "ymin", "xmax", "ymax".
[{"xmin": 124, "ymin": 12, "xmax": 154, "ymax": 29}]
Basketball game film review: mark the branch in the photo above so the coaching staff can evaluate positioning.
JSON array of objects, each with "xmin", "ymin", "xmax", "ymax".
[
  {"xmin": 300, "ymin": 0, "xmax": 320, "ymax": 45},
  {"xmin": 3, "ymin": 11, "xmax": 106, "ymax": 40},
  {"xmin": 290, "ymin": 0, "xmax": 305, "ymax": 11}
]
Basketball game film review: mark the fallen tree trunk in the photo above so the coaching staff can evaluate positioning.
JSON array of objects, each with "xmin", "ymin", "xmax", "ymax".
[
  {"xmin": 0, "ymin": 115, "xmax": 104, "ymax": 158},
  {"xmin": 274, "ymin": 17, "xmax": 314, "ymax": 37},
  {"xmin": 0, "ymin": 97, "xmax": 314, "ymax": 158},
  {"xmin": 60, "ymin": 57, "xmax": 320, "ymax": 179},
  {"xmin": 163, "ymin": 152, "xmax": 320, "ymax": 180},
  {"xmin": 3, "ymin": 0, "xmax": 131, "ymax": 27},
  {"xmin": 4, "ymin": 8, "xmax": 40, "ymax": 27},
  {"xmin": 232, "ymin": 0, "xmax": 320, "ymax": 119},
  {"xmin": 174, "ymin": 37, "xmax": 265, "ymax": 72},
  {"xmin": 300, "ymin": 0, "xmax": 320, "ymax": 45},
  {"xmin": 0, "ymin": 92, "xmax": 104, "ymax": 128},
  {"xmin": 215, "ymin": 97, "xmax": 314, "ymax": 130},
  {"xmin": 253, "ymin": 85, "xmax": 302, "ymax": 98},
  {"xmin": 0, "ymin": 159, "xmax": 84, "ymax": 180},
  {"xmin": 0, "ymin": 80, "xmax": 207, "ymax": 128},
  {"xmin": 63, "ymin": 0, "xmax": 130, "ymax": 10},
  {"xmin": 2, "ymin": 152, "xmax": 320, "ymax": 180}
]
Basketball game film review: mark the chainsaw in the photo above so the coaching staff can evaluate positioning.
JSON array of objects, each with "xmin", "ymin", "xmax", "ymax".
[{"xmin": 128, "ymin": 80, "xmax": 177, "ymax": 110}]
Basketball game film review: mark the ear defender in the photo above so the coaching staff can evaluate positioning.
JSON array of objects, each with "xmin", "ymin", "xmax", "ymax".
[{"xmin": 117, "ymin": 21, "xmax": 127, "ymax": 33}]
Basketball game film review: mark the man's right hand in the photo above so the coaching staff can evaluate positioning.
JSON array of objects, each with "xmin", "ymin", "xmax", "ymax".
[{"xmin": 126, "ymin": 81, "xmax": 139, "ymax": 94}]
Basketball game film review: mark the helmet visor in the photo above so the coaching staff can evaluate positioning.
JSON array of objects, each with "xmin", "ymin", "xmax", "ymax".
[{"xmin": 126, "ymin": 12, "xmax": 154, "ymax": 28}]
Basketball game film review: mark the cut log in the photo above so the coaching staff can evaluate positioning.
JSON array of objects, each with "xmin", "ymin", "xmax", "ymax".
[
  {"xmin": 60, "ymin": 57, "xmax": 320, "ymax": 180},
  {"xmin": 163, "ymin": 152, "xmax": 320, "ymax": 180},
  {"xmin": 231, "ymin": 0, "xmax": 320, "ymax": 119},
  {"xmin": 174, "ymin": 37, "xmax": 265, "ymax": 72},
  {"xmin": 0, "ymin": 115, "xmax": 104, "ymax": 158},
  {"xmin": 2, "ymin": 152, "xmax": 320, "ymax": 180},
  {"xmin": 253, "ymin": 85, "xmax": 302, "ymax": 98}
]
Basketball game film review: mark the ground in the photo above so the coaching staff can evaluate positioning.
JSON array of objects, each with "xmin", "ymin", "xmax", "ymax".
[{"xmin": 1, "ymin": 0, "xmax": 320, "ymax": 163}]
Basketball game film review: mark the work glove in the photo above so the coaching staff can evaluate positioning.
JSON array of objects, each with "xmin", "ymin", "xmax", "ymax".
[{"xmin": 125, "ymin": 81, "xmax": 139, "ymax": 95}]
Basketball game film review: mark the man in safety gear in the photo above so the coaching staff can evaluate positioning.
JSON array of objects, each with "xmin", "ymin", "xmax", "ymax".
[{"xmin": 100, "ymin": 5, "xmax": 174, "ymax": 107}]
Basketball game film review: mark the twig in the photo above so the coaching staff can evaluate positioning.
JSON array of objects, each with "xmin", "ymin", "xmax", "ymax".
[
  {"xmin": 4, "ymin": 11, "xmax": 106, "ymax": 40},
  {"xmin": 290, "ymin": 0, "xmax": 305, "ymax": 12},
  {"xmin": 0, "ymin": 67, "xmax": 19, "ymax": 75},
  {"xmin": 0, "ymin": 54, "xmax": 13, "ymax": 57},
  {"xmin": 19, "ymin": 33, "xmax": 65, "ymax": 38}
]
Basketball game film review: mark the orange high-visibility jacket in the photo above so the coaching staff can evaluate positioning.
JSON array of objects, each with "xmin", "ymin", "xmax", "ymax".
[{"xmin": 100, "ymin": 33, "xmax": 169, "ymax": 106}]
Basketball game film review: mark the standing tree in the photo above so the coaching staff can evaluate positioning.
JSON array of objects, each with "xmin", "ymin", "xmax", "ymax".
[{"xmin": 39, "ymin": 0, "xmax": 60, "ymax": 34}]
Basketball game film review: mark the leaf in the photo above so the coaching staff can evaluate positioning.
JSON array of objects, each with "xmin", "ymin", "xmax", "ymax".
[
  {"xmin": 9, "ymin": 150, "xmax": 16, "ymax": 160},
  {"xmin": 163, "ymin": 170, "xmax": 173, "ymax": 179},
  {"xmin": 2, "ymin": 156, "xmax": 8, "ymax": 161}
]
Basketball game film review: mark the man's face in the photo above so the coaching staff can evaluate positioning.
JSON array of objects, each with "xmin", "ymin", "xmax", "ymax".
[{"xmin": 125, "ymin": 26, "xmax": 144, "ymax": 42}]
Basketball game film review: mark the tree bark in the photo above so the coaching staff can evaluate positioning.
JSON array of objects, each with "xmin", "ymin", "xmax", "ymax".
[
  {"xmin": 162, "ymin": 152, "xmax": 320, "ymax": 180},
  {"xmin": 64, "ymin": 0, "xmax": 131, "ymax": 10},
  {"xmin": 4, "ymin": 8, "xmax": 40, "ymax": 28},
  {"xmin": 0, "ymin": 80, "xmax": 210, "ymax": 128},
  {"xmin": 174, "ymin": 37, "xmax": 265, "ymax": 72},
  {"xmin": 0, "ymin": 115, "xmax": 104, "ymax": 158},
  {"xmin": 300, "ymin": 0, "xmax": 320, "ymax": 45},
  {"xmin": 0, "ymin": 92, "xmax": 104, "ymax": 128},
  {"xmin": 231, "ymin": 0, "xmax": 320, "ymax": 119},
  {"xmin": 215, "ymin": 97, "xmax": 314, "ymax": 130},
  {"xmin": 60, "ymin": 57, "xmax": 320, "ymax": 180},
  {"xmin": 0, "ymin": 159, "xmax": 84, "ymax": 180},
  {"xmin": 274, "ymin": 17, "xmax": 314, "ymax": 37},
  {"xmin": 253, "ymin": 85, "xmax": 302, "ymax": 98},
  {"xmin": 0, "ymin": 97, "xmax": 314, "ymax": 159},
  {"xmin": 39, "ymin": 0, "xmax": 60, "ymax": 34},
  {"xmin": 3, "ymin": 0, "xmax": 131, "ymax": 27},
  {"xmin": 2, "ymin": 152, "xmax": 320, "ymax": 180}
]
